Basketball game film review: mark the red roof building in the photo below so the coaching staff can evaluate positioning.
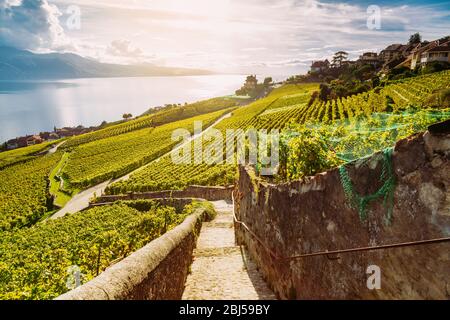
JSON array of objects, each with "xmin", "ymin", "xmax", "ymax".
[{"xmin": 310, "ymin": 59, "xmax": 330, "ymax": 73}]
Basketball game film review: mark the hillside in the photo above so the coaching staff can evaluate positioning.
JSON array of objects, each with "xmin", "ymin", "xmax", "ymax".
[
  {"xmin": 106, "ymin": 71, "xmax": 450, "ymax": 194},
  {"xmin": 0, "ymin": 70, "xmax": 449, "ymax": 299}
]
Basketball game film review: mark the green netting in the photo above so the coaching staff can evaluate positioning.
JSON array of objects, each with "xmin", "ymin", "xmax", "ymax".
[
  {"xmin": 305, "ymin": 109, "xmax": 450, "ymax": 163},
  {"xmin": 339, "ymin": 148, "xmax": 395, "ymax": 224},
  {"xmin": 296, "ymin": 108, "xmax": 450, "ymax": 224}
]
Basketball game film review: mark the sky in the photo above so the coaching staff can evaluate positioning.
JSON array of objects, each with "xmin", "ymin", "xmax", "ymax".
[{"xmin": 1, "ymin": 0, "xmax": 449, "ymax": 76}]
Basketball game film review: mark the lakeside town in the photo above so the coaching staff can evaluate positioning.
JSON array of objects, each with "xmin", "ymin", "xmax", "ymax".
[{"xmin": 3, "ymin": 125, "xmax": 98, "ymax": 150}]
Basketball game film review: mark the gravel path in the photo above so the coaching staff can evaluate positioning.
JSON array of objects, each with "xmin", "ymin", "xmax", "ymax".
[
  {"xmin": 50, "ymin": 180, "xmax": 110, "ymax": 219},
  {"xmin": 182, "ymin": 200, "xmax": 276, "ymax": 300},
  {"xmin": 47, "ymin": 141, "xmax": 66, "ymax": 154}
]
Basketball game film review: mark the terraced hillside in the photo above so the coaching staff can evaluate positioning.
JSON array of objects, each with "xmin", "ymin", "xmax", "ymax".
[
  {"xmin": 61, "ymin": 109, "xmax": 233, "ymax": 189},
  {"xmin": 0, "ymin": 97, "xmax": 238, "ymax": 230},
  {"xmin": 0, "ymin": 140, "xmax": 60, "ymax": 170},
  {"xmin": 106, "ymin": 70, "xmax": 450, "ymax": 194},
  {"xmin": 0, "ymin": 70, "xmax": 449, "ymax": 300},
  {"xmin": 0, "ymin": 152, "xmax": 62, "ymax": 230},
  {"xmin": 62, "ymin": 97, "xmax": 239, "ymax": 149},
  {"xmin": 0, "ymin": 200, "xmax": 204, "ymax": 299}
]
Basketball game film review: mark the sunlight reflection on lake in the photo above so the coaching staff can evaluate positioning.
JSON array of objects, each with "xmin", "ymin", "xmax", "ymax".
[{"xmin": 0, "ymin": 75, "xmax": 245, "ymax": 142}]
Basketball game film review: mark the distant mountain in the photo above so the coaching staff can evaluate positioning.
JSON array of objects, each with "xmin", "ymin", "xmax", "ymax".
[{"xmin": 0, "ymin": 46, "xmax": 214, "ymax": 80}]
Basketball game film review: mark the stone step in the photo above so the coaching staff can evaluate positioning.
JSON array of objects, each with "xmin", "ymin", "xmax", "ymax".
[
  {"xmin": 203, "ymin": 221, "xmax": 233, "ymax": 228},
  {"xmin": 215, "ymin": 211, "xmax": 233, "ymax": 215},
  {"xmin": 212, "ymin": 213, "xmax": 233, "ymax": 222},
  {"xmin": 194, "ymin": 246, "xmax": 241, "ymax": 257},
  {"xmin": 196, "ymin": 226, "xmax": 235, "ymax": 249},
  {"xmin": 182, "ymin": 246, "xmax": 276, "ymax": 300},
  {"xmin": 181, "ymin": 199, "xmax": 276, "ymax": 300}
]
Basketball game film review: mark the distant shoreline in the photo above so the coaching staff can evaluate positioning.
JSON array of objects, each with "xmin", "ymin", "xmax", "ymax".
[
  {"xmin": 0, "ymin": 74, "xmax": 247, "ymax": 143},
  {"xmin": 0, "ymin": 73, "xmax": 243, "ymax": 82}
]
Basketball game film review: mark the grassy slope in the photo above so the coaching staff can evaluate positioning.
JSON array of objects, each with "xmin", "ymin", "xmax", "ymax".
[{"xmin": 49, "ymin": 152, "xmax": 71, "ymax": 207}]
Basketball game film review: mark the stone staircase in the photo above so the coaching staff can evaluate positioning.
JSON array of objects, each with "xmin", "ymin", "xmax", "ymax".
[{"xmin": 182, "ymin": 200, "xmax": 275, "ymax": 300}]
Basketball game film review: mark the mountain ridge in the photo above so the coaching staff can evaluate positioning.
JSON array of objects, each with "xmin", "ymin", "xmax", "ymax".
[{"xmin": 0, "ymin": 46, "xmax": 214, "ymax": 80}]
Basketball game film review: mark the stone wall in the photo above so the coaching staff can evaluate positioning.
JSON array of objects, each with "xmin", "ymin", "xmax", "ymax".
[
  {"xmin": 56, "ymin": 206, "xmax": 208, "ymax": 300},
  {"xmin": 235, "ymin": 131, "xmax": 450, "ymax": 299},
  {"xmin": 89, "ymin": 197, "xmax": 195, "ymax": 212},
  {"xmin": 95, "ymin": 185, "xmax": 234, "ymax": 204}
]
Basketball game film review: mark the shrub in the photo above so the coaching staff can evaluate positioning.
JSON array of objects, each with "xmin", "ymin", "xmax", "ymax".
[
  {"xmin": 279, "ymin": 126, "xmax": 342, "ymax": 181},
  {"xmin": 425, "ymin": 88, "xmax": 450, "ymax": 108},
  {"xmin": 421, "ymin": 61, "xmax": 450, "ymax": 75}
]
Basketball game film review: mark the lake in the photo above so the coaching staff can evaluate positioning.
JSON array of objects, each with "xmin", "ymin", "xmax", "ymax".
[{"xmin": 0, "ymin": 75, "xmax": 246, "ymax": 143}]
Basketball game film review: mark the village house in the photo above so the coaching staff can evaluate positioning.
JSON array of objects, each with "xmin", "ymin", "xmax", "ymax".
[
  {"xmin": 395, "ymin": 37, "xmax": 450, "ymax": 70},
  {"xmin": 379, "ymin": 44, "xmax": 413, "ymax": 63},
  {"xmin": 6, "ymin": 139, "xmax": 19, "ymax": 150},
  {"xmin": 6, "ymin": 135, "xmax": 42, "ymax": 150},
  {"xmin": 310, "ymin": 60, "xmax": 330, "ymax": 73},
  {"xmin": 39, "ymin": 131, "xmax": 60, "ymax": 141},
  {"xmin": 379, "ymin": 44, "xmax": 402, "ymax": 62},
  {"xmin": 419, "ymin": 42, "xmax": 450, "ymax": 66},
  {"xmin": 55, "ymin": 126, "xmax": 92, "ymax": 138},
  {"xmin": 378, "ymin": 43, "xmax": 415, "ymax": 74},
  {"xmin": 407, "ymin": 41, "xmax": 440, "ymax": 69},
  {"xmin": 357, "ymin": 52, "xmax": 381, "ymax": 67},
  {"xmin": 26, "ymin": 135, "xmax": 43, "ymax": 146},
  {"xmin": 341, "ymin": 60, "xmax": 357, "ymax": 68},
  {"xmin": 3, "ymin": 124, "xmax": 97, "ymax": 152},
  {"xmin": 49, "ymin": 132, "xmax": 60, "ymax": 141}
]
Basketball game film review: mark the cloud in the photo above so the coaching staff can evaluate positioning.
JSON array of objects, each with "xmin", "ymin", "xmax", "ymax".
[
  {"xmin": 241, "ymin": 47, "xmax": 267, "ymax": 52},
  {"xmin": 0, "ymin": 0, "xmax": 69, "ymax": 50},
  {"xmin": 3, "ymin": 0, "xmax": 449, "ymax": 75},
  {"xmin": 102, "ymin": 39, "xmax": 163, "ymax": 65},
  {"xmin": 106, "ymin": 39, "xmax": 142, "ymax": 57},
  {"xmin": 269, "ymin": 59, "xmax": 308, "ymax": 67}
]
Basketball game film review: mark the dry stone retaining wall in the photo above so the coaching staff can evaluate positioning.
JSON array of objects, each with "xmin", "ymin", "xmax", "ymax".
[
  {"xmin": 89, "ymin": 197, "xmax": 194, "ymax": 212},
  {"xmin": 235, "ymin": 131, "xmax": 450, "ymax": 299},
  {"xmin": 96, "ymin": 185, "xmax": 234, "ymax": 204}
]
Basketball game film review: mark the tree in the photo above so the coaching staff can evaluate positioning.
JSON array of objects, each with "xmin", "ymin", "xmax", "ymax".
[
  {"xmin": 408, "ymin": 33, "xmax": 421, "ymax": 45},
  {"xmin": 331, "ymin": 51, "xmax": 348, "ymax": 68},
  {"xmin": 263, "ymin": 77, "xmax": 273, "ymax": 86},
  {"xmin": 333, "ymin": 85, "xmax": 349, "ymax": 98},
  {"xmin": 122, "ymin": 113, "xmax": 132, "ymax": 120},
  {"xmin": 319, "ymin": 83, "xmax": 331, "ymax": 101},
  {"xmin": 371, "ymin": 76, "xmax": 380, "ymax": 88},
  {"xmin": 388, "ymin": 66, "xmax": 415, "ymax": 80},
  {"xmin": 324, "ymin": 75, "xmax": 334, "ymax": 83}
]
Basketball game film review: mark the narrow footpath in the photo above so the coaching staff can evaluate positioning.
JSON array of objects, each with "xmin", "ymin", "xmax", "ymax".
[{"xmin": 182, "ymin": 200, "xmax": 275, "ymax": 300}]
